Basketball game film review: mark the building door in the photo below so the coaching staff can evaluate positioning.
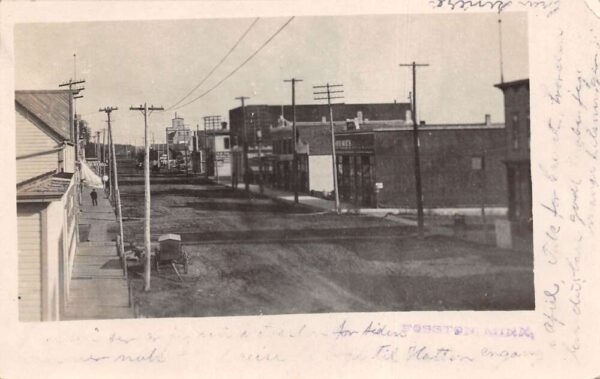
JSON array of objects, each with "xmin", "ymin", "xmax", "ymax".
[
  {"xmin": 361, "ymin": 155, "xmax": 375, "ymax": 207},
  {"xmin": 507, "ymin": 163, "xmax": 532, "ymax": 225},
  {"xmin": 337, "ymin": 155, "xmax": 351, "ymax": 202},
  {"xmin": 283, "ymin": 161, "xmax": 291, "ymax": 190},
  {"xmin": 337, "ymin": 154, "xmax": 375, "ymax": 207}
]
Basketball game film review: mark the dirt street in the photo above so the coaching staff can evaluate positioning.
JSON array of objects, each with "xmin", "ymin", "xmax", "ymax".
[{"xmin": 118, "ymin": 162, "xmax": 534, "ymax": 318}]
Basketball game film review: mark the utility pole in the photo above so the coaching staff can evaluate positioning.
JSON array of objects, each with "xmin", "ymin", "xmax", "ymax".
[
  {"xmin": 284, "ymin": 78, "xmax": 303, "ymax": 203},
  {"xmin": 213, "ymin": 124, "xmax": 219, "ymax": 184},
  {"xmin": 235, "ymin": 97, "xmax": 250, "ymax": 192},
  {"xmin": 204, "ymin": 122, "xmax": 209, "ymax": 180},
  {"xmin": 400, "ymin": 61, "xmax": 429, "ymax": 239},
  {"xmin": 498, "ymin": 18, "xmax": 505, "ymax": 84},
  {"xmin": 165, "ymin": 129, "xmax": 171, "ymax": 172},
  {"xmin": 96, "ymin": 131, "xmax": 101, "ymax": 175},
  {"xmin": 102, "ymin": 128, "xmax": 107, "ymax": 178},
  {"xmin": 257, "ymin": 129, "xmax": 263, "ymax": 194},
  {"xmin": 59, "ymin": 54, "xmax": 85, "ymax": 160},
  {"xmin": 99, "ymin": 107, "xmax": 126, "ymax": 258},
  {"xmin": 107, "ymin": 129, "xmax": 114, "ymax": 203},
  {"xmin": 313, "ymin": 83, "xmax": 343, "ymax": 214},
  {"xmin": 195, "ymin": 124, "xmax": 200, "ymax": 175},
  {"xmin": 130, "ymin": 103, "xmax": 164, "ymax": 292}
]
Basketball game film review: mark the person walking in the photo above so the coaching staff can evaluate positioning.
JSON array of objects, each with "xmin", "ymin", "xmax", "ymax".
[{"xmin": 90, "ymin": 188, "xmax": 98, "ymax": 206}]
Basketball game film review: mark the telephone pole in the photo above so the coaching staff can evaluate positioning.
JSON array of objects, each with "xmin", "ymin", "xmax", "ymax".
[
  {"xmin": 107, "ymin": 128, "xmax": 113, "ymax": 202},
  {"xmin": 204, "ymin": 122, "xmax": 209, "ymax": 180},
  {"xmin": 400, "ymin": 61, "xmax": 429, "ymax": 239},
  {"xmin": 498, "ymin": 18, "xmax": 505, "ymax": 84},
  {"xmin": 284, "ymin": 78, "xmax": 303, "ymax": 203},
  {"xmin": 102, "ymin": 128, "xmax": 107, "ymax": 177},
  {"xmin": 59, "ymin": 54, "xmax": 85, "ymax": 160},
  {"xmin": 96, "ymin": 131, "xmax": 101, "ymax": 175},
  {"xmin": 195, "ymin": 124, "xmax": 200, "ymax": 175},
  {"xmin": 235, "ymin": 97, "xmax": 250, "ymax": 192},
  {"xmin": 129, "ymin": 103, "xmax": 164, "ymax": 291},
  {"xmin": 99, "ymin": 107, "xmax": 125, "ymax": 259},
  {"xmin": 313, "ymin": 83, "xmax": 343, "ymax": 214}
]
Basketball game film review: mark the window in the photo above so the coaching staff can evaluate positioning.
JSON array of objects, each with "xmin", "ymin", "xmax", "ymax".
[
  {"xmin": 526, "ymin": 113, "xmax": 530, "ymax": 148},
  {"xmin": 224, "ymin": 137, "xmax": 230, "ymax": 150},
  {"xmin": 511, "ymin": 113, "xmax": 520, "ymax": 149}
]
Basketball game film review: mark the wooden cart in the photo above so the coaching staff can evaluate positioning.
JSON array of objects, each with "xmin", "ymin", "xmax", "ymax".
[{"xmin": 152, "ymin": 234, "xmax": 190, "ymax": 280}]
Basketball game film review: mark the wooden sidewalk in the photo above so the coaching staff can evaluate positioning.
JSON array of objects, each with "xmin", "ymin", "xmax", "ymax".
[{"xmin": 64, "ymin": 187, "xmax": 134, "ymax": 320}]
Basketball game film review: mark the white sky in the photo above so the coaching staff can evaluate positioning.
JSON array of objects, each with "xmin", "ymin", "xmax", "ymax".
[{"xmin": 14, "ymin": 13, "xmax": 528, "ymax": 145}]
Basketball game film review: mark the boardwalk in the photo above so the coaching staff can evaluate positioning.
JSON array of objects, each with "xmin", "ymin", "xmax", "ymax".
[{"xmin": 64, "ymin": 186, "xmax": 134, "ymax": 320}]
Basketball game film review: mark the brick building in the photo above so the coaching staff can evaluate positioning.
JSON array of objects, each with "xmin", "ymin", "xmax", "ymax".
[
  {"xmin": 268, "ymin": 115, "xmax": 507, "ymax": 211},
  {"xmin": 356, "ymin": 118, "xmax": 507, "ymax": 209},
  {"xmin": 494, "ymin": 79, "xmax": 531, "ymax": 225},
  {"xmin": 229, "ymin": 102, "xmax": 411, "ymax": 146}
]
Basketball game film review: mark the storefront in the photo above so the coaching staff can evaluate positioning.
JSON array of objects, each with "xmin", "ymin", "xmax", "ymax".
[
  {"xmin": 335, "ymin": 132, "xmax": 376, "ymax": 207},
  {"xmin": 272, "ymin": 155, "xmax": 308, "ymax": 193}
]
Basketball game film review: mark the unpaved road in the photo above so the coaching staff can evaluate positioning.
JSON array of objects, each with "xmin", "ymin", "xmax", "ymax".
[{"xmin": 117, "ymin": 159, "xmax": 534, "ymax": 317}]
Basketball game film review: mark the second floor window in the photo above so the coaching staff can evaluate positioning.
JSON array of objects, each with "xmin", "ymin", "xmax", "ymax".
[{"xmin": 512, "ymin": 113, "xmax": 519, "ymax": 150}]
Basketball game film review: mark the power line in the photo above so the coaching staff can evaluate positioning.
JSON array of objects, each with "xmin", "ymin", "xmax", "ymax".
[
  {"xmin": 172, "ymin": 16, "xmax": 295, "ymax": 111},
  {"xmin": 167, "ymin": 18, "xmax": 260, "ymax": 111}
]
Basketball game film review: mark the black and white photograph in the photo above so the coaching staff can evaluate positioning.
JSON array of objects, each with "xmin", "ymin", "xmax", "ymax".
[
  {"xmin": 13, "ymin": 12, "xmax": 533, "ymax": 322},
  {"xmin": 4, "ymin": 0, "xmax": 600, "ymax": 377}
]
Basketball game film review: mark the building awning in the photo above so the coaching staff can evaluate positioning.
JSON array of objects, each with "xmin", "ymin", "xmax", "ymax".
[{"xmin": 17, "ymin": 172, "xmax": 74, "ymax": 202}]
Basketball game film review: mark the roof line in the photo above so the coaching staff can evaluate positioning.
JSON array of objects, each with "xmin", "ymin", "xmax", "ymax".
[
  {"xmin": 15, "ymin": 89, "xmax": 72, "ymax": 94},
  {"xmin": 15, "ymin": 101, "xmax": 67, "ymax": 142},
  {"xmin": 16, "ymin": 170, "xmax": 56, "ymax": 189},
  {"xmin": 494, "ymin": 78, "xmax": 530, "ymax": 89},
  {"xmin": 230, "ymin": 102, "xmax": 412, "ymax": 109}
]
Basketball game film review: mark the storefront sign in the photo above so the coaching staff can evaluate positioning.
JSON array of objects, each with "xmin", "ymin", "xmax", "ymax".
[
  {"xmin": 216, "ymin": 151, "xmax": 231, "ymax": 163},
  {"xmin": 335, "ymin": 139, "xmax": 353, "ymax": 149},
  {"xmin": 335, "ymin": 133, "xmax": 374, "ymax": 152}
]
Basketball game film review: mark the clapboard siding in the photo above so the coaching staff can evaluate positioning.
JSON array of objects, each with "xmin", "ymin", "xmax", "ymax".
[
  {"xmin": 17, "ymin": 209, "xmax": 42, "ymax": 322},
  {"xmin": 63, "ymin": 145, "xmax": 75, "ymax": 173},
  {"xmin": 16, "ymin": 110, "xmax": 59, "ymax": 183},
  {"xmin": 45, "ymin": 201, "xmax": 64, "ymax": 320}
]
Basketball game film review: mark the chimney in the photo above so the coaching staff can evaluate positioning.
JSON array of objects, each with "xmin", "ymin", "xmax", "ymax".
[
  {"xmin": 405, "ymin": 109, "xmax": 412, "ymax": 121},
  {"xmin": 485, "ymin": 114, "xmax": 491, "ymax": 125},
  {"xmin": 357, "ymin": 111, "xmax": 363, "ymax": 123}
]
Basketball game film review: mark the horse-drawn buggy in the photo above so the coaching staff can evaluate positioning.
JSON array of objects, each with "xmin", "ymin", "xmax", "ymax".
[{"xmin": 152, "ymin": 234, "xmax": 190, "ymax": 279}]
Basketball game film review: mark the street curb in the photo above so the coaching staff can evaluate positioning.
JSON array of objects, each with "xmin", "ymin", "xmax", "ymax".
[
  {"xmin": 263, "ymin": 192, "xmax": 328, "ymax": 213},
  {"xmin": 210, "ymin": 180, "xmax": 330, "ymax": 214}
]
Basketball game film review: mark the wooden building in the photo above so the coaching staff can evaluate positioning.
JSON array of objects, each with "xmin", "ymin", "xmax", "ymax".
[{"xmin": 15, "ymin": 90, "xmax": 79, "ymax": 321}]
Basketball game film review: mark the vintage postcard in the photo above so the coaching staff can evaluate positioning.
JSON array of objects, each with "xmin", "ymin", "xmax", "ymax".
[{"xmin": 0, "ymin": 0, "xmax": 598, "ymax": 378}]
